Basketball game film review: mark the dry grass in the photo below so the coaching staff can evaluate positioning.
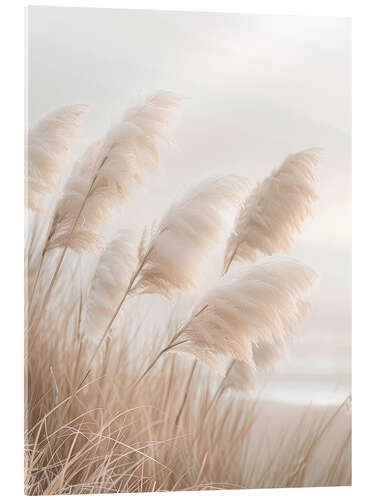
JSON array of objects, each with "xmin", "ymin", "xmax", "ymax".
[
  {"xmin": 25, "ymin": 322, "xmax": 351, "ymax": 495},
  {"xmin": 25, "ymin": 93, "xmax": 351, "ymax": 495}
]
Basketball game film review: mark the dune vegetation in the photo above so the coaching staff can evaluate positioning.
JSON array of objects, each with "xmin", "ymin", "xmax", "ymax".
[{"xmin": 25, "ymin": 91, "xmax": 351, "ymax": 495}]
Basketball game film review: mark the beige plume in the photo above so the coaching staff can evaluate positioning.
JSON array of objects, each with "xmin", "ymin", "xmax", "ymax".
[
  {"xmin": 46, "ymin": 91, "xmax": 184, "ymax": 254},
  {"xmin": 224, "ymin": 148, "xmax": 320, "ymax": 270},
  {"xmin": 168, "ymin": 256, "xmax": 318, "ymax": 375},
  {"xmin": 222, "ymin": 341, "xmax": 289, "ymax": 393},
  {"xmin": 131, "ymin": 175, "xmax": 249, "ymax": 300},
  {"xmin": 221, "ymin": 299, "xmax": 312, "ymax": 394},
  {"xmin": 45, "ymin": 141, "xmax": 108, "ymax": 253},
  {"xmin": 26, "ymin": 104, "xmax": 88, "ymax": 212},
  {"xmin": 85, "ymin": 230, "xmax": 138, "ymax": 337}
]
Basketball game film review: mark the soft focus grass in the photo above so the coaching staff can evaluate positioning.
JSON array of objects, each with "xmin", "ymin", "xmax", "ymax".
[{"xmin": 25, "ymin": 301, "xmax": 351, "ymax": 495}]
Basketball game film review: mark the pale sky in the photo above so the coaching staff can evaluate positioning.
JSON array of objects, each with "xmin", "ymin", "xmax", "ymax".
[{"xmin": 27, "ymin": 7, "xmax": 351, "ymax": 405}]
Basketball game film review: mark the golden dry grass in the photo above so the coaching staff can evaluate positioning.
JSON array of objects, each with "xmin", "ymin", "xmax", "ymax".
[{"xmin": 25, "ymin": 286, "xmax": 351, "ymax": 494}]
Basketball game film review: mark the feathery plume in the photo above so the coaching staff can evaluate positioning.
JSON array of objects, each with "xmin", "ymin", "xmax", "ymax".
[
  {"xmin": 168, "ymin": 256, "xmax": 318, "ymax": 375},
  {"xmin": 45, "ymin": 141, "xmax": 108, "ymax": 253},
  {"xmin": 85, "ymin": 230, "xmax": 138, "ymax": 337},
  {"xmin": 224, "ymin": 149, "xmax": 320, "ymax": 270},
  {"xmin": 223, "ymin": 299, "xmax": 312, "ymax": 392},
  {"xmin": 46, "ymin": 91, "xmax": 184, "ymax": 254},
  {"xmin": 131, "ymin": 175, "xmax": 249, "ymax": 300},
  {"xmin": 222, "ymin": 342, "xmax": 287, "ymax": 393},
  {"xmin": 26, "ymin": 104, "xmax": 88, "ymax": 212}
]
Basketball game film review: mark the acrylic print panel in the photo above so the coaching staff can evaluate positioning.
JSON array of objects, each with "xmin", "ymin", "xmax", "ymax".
[{"xmin": 26, "ymin": 6, "xmax": 351, "ymax": 495}]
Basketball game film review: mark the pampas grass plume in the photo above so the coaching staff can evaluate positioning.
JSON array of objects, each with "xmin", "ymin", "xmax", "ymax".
[
  {"xmin": 224, "ymin": 148, "xmax": 320, "ymax": 269},
  {"xmin": 169, "ymin": 256, "xmax": 318, "ymax": 375},
  {"xmin": 85, "ymin": 230, "xmax": 138, "ymax": 337},
  {"xmin": 46, "ymin": 91, "xmax": 183, "ymax": 254},
  {"xmin": 131, "ymin": 175, "xmax": 249, "ymax": 300},
  {"xmin": 27, "ymin": 104, "xmax": 88, "ymax": 212}
]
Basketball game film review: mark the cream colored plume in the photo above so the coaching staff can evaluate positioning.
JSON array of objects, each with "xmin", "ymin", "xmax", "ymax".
[
  {"xmin": 46, "ymin": 91, "xmax": 183, "ymax": 254},
  {"xmin": 45, "ymin": 141, "xmax": 108, "ymax": 253},
  {"xmin": 26, "ymin": 104, "xmax": 88, "ymax": 212},
  {"xmin": 222, "ymin": 341, "xmax": 287, "ymax": 393},
  {"xmin": 131, "ymin": 175, "xmax": 249, "ymax": 300},
  {"xmin": 223, "ymin": 298, "xmax": 312, "ymax": 392},
  {"xmin": 224, "ymin": 149, "xmax": 320, "ymax": 269},
  {"xmin": 168, "ymin": 256, "xmax": 318, "ymax": 375},
  {"xmin": 85, "ymin": 230, "xmax": 138, "ymax": 337}
]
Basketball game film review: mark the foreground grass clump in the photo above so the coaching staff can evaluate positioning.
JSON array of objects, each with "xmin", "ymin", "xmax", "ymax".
[{"xmin": 25, "ymin": 91, "xmax": 351, "ymax": 494}]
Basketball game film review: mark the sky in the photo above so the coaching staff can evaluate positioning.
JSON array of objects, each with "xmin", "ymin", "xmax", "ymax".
[{"xmin": 27, "ymin": 6, "xmax": 351, "ymax": 405}]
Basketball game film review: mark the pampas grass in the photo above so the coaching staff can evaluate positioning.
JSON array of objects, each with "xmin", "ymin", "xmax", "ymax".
[
  {"xmin": 132, "ymin": 174, "xmax": 248, "ymax": 300},
  {"xmin": 26, "ymin": 104, "xmax": 88, "ymax": 212},
  {"xmin": 25, "ymin": 94, "xmax": 351, "ymax": 495},
  {"xmin": 220, "ymin": 149, "xmax": 320, "ymax": 393},
  {"xmin": 85, "ymin": 230, "xmax": 138, "ymax": 338},
  {"xmin": 166, "ymin": 257, "xmax": 317, "ymax": 376},
  {"xmin": 224, "ymin": 148, "xmax": 320, "ymax": 271},
  {"xmin": 81, "ymin": 174, "xmax": 247, "ymax": 374},
  {"xmin": 45, "ymin": 91, "xmax": 183, "ymax": 254},
  {"xmin": 27, "ymin": 91, "xmax": 183, "ymax": 336}
]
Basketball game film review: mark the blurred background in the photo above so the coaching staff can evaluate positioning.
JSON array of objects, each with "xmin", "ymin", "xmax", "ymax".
[{"xmin": 27, "ymin": 6, "xmax": 351, "ymax": 406}]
